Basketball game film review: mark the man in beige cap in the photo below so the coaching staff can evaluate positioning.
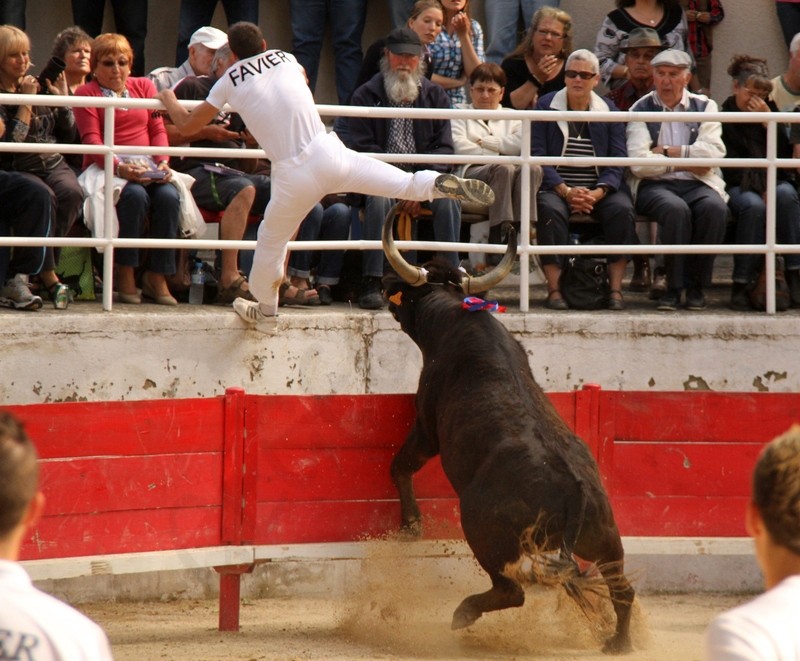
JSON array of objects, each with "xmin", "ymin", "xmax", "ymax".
[
  {"xmin": 149, "ymin": 25, "xmax": 228, "ymax": 91},
  {"xmin": 626, "ymin": 48, "xmax": 728, "ymax": 312}
]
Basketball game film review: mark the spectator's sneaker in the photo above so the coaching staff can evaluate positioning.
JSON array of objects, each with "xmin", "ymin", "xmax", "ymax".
[
  {"xmin": 435, "ymin": 174, "xmax": 495, "ymax": 206},
  {"xmin": 656, "ymin": 289, "xmax": 681, "ymax": 311},
  {"xmin": 685, "ymin": 288, "xmax": 707, "ymax": 311},
  {"xmin": 0, "ymin": 274, "xmax": 43, "ymax": 310},
  {"xmin": 233, "ymin": 297, "xmax": 275, "ymax": 327}
]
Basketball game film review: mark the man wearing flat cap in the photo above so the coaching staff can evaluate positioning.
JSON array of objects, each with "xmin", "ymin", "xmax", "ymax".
[
  {"xmin": 348, "ymin": 27, "xmax": 461, "ymax": 309},
  {"xmin": 149, "ymin": 25, "xmax": 228, "ymax": 91},
  {"xmin": 626, "ymin": 48, "xmax": 728, "ymax": 312}
]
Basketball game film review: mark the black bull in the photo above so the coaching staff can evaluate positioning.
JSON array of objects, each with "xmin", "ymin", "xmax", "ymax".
[{"xmin": 381, "ymin": 208, "xmax": 634, "ymax": 654}]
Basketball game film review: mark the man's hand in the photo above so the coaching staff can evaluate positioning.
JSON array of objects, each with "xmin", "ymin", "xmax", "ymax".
[
  {"xmin": 398, "ymin": 199, "xmax": 423, "ymax": 217},
  {"xmin": 566, "ymin": 187, "xmax": 596, "ymax": 214},
  {"xmin": 205, "ymin": 123, "xmax": 242, "ymax": 142}
]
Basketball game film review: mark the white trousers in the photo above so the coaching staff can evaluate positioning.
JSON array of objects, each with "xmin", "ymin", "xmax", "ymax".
[{"xmin": 249, "ymin": 131, "xmax": 442, "ymax": 314}]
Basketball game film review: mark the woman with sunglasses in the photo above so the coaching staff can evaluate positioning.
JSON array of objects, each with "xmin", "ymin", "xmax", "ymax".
[
  {"xmin": 500, "ymin": 6, "xmax": 572, "ymax": 110},
  {"xmin": 720, "ymin": 55, "xmax": 800, "ymax": 310},
  {"xmin": 74, "ymin": 33, "xmax": 180, "ymax": 306},
  {"xmin": 533, "ymin": 49, "xmax": 635, "ymax": 311}
]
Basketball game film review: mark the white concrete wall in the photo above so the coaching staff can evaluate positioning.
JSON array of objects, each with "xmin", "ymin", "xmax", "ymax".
[
  {"xmin": 1, "ymin": 305, "xmax": 798, "ymax": 405},
  {"xmin": 21, "ymin": 0, "xmax": 789, "ymax": 108}
]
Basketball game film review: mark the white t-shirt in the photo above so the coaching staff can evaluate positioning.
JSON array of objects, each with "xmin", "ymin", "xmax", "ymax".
[
  {"xmin": 206, "ymin": 49, "xmax": 326, "ymax": 163},
  {"xmin": 705, "ymin": 574, "xmax": 800, "ymax": 660},
  {"xmin": 0, "ymin": 560, "xmax": 114, "ymax": 660}
]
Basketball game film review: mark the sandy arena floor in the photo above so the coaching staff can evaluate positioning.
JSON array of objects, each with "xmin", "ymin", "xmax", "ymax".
[{"xmin": 82, "ymin": 586, "xmax": 749, "ymax": 660}]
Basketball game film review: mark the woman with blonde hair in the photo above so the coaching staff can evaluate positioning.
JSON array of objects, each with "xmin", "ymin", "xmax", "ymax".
[
  {"xmin": 501, "ymin": 6, "xmax": 572, "ymax": 109},
  {"xmin": 74, "ymin": 33, "xmax": 180, "ymax": 305},
  {"xmin": 0, "ymin": 24, "xmax": 81, "ymax": 309}
]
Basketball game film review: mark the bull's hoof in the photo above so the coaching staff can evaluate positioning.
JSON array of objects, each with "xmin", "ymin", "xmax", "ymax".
[
  {"xmin": 602, "ymin": 635, "xmax": 633, "ymax": 655},
  {"xmin": 451, "ymin": 606, "xmax": 480, "ymax": 630},
  {"xmin": 399, "ymin": 519, "xmax": 422, "ymax": 540}
]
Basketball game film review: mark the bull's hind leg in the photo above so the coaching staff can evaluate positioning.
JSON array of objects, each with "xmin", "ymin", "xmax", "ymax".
[
  {"xmin": 390, "ymin": 423, "xmax": 436, "ymax": 537},
  {"xmin": 452, "ymin": 572, "xmax": 524, "ymax": 630}
]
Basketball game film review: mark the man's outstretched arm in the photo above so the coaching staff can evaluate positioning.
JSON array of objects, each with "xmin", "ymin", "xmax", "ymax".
[{"xmin": 157, "ymin": 89, "xmax": 220, "ymax": 137}]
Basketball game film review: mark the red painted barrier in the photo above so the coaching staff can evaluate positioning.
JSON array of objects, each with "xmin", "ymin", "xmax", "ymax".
[{"xmin": 6, "ymin": 388, "xmax": 800, "ymax": 630}]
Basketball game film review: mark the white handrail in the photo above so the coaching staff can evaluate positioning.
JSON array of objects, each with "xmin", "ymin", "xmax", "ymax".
[{"xmin": 0, "ymin": 92, "xmax": 796, "ymax": 313}]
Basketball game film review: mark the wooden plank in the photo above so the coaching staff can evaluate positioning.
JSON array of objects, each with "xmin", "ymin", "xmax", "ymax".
[
  {"xmin": 611, "ymin": 496, "xmax": 748, "ymax": 537},
  {"xmin": 610, "ymin": 443, "xmax": 762, "ymax": 498},
  {"xmin": 221, "ymin": 388, "xmax": 246, "ymax": 544},
  {"xmin": 36, "ymin": 454, "xmax": 223, "ymax": 515},
  {"xmin": 20, "ymin": 507, "xmax": 223, "ymax": 560},
  {"xmin": 257, "ymin": 449, "xmax": 454, "ymax": 501},
  {"xmin": 252, "ymin": 499, "xmax": 462, "ymax": 545},
  {"xmin": 9, "ymin": 397, "xmax": 226, "ymax": 458},
  {"xmin": 610, "ymin": 392, "xmax": 800, "ymax": 443}
]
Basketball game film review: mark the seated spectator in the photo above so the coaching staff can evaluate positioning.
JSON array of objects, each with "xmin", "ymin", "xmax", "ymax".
[
  {"xmin": 148, "ymin": 26, "xmax": 227, "ymax": 91},
  {"xmin": 165, "ymin": 44, "xmax": 263, "ymax": 305},
  {"xmin": 288, "ymin": 196, "xmax": 352, "ymax": 306},
  {"xmin": 356, "ymin": 0, "xmax": 443, "ymax": 91},
  {"xmin": 721, "ymin": 55, "xmax": 800, "ymax": 310},
  {"xmin": 0, "ymin": 412, "xmax": 114, "ymax": 659},
  {"xmin": 626, "ymin": 49, "xmax": 728, "ymax": 312},
  {"xmin": 501, "ymin": 7, "xmax": 572, "ymax": 109},
  {"xmin": 429, "ymin": 0, "xmax": 485, "ymax": 106},
  {"xmin": 484, "ymin": 0, "xmax": 561, "ymax": 65},
  {"xmin": 0, "ymin": 168, "xmax": 51, "ymax": 311},
  {"xmin": 50, "ymin": 26, "xmax": 92, "ymax": 94},
  {"xmin": 607, "ymin": 26, "xmax": 667, "ymax": 297},
  {"xmin": 704, "ymin": 424, "xmax": 800, "ymax": 659},
  {"xmin": 349, "ymin": 27, "xmax": 461, "ymax": 309},
  {"xmin": 451, "ymin": 62, "xmax": 542, "ymax": 261},
  {"xmin": 533, "ymin": 49, "xmax": 635, "ymax": 311},
  {"xmin": 174, "ymin": 0, "xmax": 258, "ymax": 65},
  {"xmin": 0, "ymin": 25, "xmax": 82, "ymax": 310},
  {"xmin": 595, "ymin": 0, "xmax": 692, "ymax": 91},
  {"xmin": 74, "ymin": 33, "xmax": 180, "ymax": 306}
]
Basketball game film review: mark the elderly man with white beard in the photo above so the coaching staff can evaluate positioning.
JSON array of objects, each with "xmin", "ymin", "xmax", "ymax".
[{"xmin": 349, "ymin": 26, "xmax": 461, "ymax": 310}]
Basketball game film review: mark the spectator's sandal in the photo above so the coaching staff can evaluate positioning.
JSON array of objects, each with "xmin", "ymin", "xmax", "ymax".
[
  {"xmin": 215, "ymin": 275, "xmax": 255, "ymax": 305},
  {"xmin": 278, "ymin": 282, "xmax": 321, "ymax": 307}
]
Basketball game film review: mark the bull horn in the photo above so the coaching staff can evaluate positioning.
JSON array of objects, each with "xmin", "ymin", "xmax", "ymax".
[
  {"xmin": 382, "ymin": 202, "xmax": 429, "ymax": 286},
  {"xmin": 461, "ymin": 227, "xmax": 517, "ymax": 295}
]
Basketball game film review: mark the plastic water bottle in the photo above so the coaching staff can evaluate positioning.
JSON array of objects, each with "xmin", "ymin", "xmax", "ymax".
[{"xmin": 189, "ymin": 259, "xmax": 205, "ymax": 305}]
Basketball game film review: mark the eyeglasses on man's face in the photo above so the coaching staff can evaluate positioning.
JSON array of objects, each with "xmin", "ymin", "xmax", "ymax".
[
  {"xmin": 564, "ymin": 70, "xmax": 596, "ymax": 80},
  {"xmin": 535, "ymin": 29, "xmax": 564, "ymax": 39}
]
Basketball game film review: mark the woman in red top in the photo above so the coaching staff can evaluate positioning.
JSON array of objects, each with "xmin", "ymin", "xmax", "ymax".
[{"xmin": 74, "ymin": 33, "xmax": 179, "ymax": 305}]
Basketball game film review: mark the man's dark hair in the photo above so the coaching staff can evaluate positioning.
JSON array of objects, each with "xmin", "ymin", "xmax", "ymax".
[
  {"xmin": 228, "ymin": 21, "xmax": 265, "ymax": 60},
  {"xmin": 0, "ymin": 412, "xmax": 39, "ymax": 538}
]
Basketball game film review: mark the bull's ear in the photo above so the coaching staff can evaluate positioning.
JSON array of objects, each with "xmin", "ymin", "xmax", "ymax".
[{"xmin": 388, "ymin": 291, "xmax": 403, "ymax": 306}]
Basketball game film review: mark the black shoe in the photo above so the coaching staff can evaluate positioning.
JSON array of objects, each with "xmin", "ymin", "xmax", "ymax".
[
  {"xmin": 358, "ymin": 276, "xmax": 385, "ymax": 310},
  {"xmin": 729, "ymin": 282, "xmax": 751, "ymax": 311},
  {"xmin": 545, "ymin": 290, "xmax": 568, "ymax": 310},
  {"xmin": 317, "ymin": 284, "xmax": 333, "ymax": 306},
  {"xmin": 656, "ymin": 289, "xmax": 681, "ymax": 311},
  {"xmin": 685, "ymin": 288, "xmax": 707, "ymax": 311}
]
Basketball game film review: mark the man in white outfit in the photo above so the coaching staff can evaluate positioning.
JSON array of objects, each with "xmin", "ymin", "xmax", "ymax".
[
  {"xmin": 158, "ymin": 21, "xmax": 495, "ymax": 325},
  {"xmin": 704, "ymin": 424, "xmax": 800, "ymax": 660},
  {"xmin": 0, "ymin": 412, "xmax": 114, "ymax": 660}
]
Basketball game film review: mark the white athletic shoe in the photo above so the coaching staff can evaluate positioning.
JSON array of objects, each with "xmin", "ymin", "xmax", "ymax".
[
  {"xmin": 0, "ymin": 274, "xmax": 43, "ymax": 310},
  {"xmin": 434, "ymin": 173, "xmax": 496, "ymax": 206},
  {"xmin": 233, "ymin": 297, "xmax": 277, "ymax": 331}
]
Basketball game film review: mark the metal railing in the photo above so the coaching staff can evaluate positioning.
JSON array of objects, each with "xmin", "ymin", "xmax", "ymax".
[{"xmin": 1, "ymin": 91, "xmax": 797, "ymax": 313}]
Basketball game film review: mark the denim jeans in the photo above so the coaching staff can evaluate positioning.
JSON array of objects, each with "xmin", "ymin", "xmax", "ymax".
[
  {"xmin": 0, "ymin": 171, "xmax": 49, "ymax": 282},
  {"xmin": 174, "ymin": 0, "xmax": 259, "ymax": 65},
  {"xmin": 289, "ymin": 0, "xmax": 367, "ymax": 104},
  {"xmin": 484, "ymin": 0, "xmax": 561, "ymax": 64},
  {"xmin": 73, "ymin": 0, "xmax": 149, "ymax": 76},
  {"xmin": 115, "ymin": 183, "xmax": 179, "ymax": 274},
  {"xmin": 728, "ymin": 182, "xmax": 800, "ymax": 282},
  {"xmin": 362, "ymin": 195, "xmax": 460, "ymax": 277},
  {"xmin": 387, "ymin": 0, "xmax": 415, "ymax": 29},
  {"xmin": 288, "ymin": 202, "xmax": 352, "ymax": 285}
]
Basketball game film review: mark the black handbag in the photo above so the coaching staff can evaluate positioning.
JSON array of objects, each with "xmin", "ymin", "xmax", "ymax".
[{"xmin": 559, "ymin": 256, "xmax": 610, "ymax": 310}]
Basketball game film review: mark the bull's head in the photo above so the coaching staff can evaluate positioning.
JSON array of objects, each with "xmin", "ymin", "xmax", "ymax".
[{"xmin": 381, "ymin": 202, "xmax": 516, "ymax": 296}]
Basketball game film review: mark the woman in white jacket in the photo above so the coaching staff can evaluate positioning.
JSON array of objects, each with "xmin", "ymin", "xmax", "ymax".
[{"xmin": 451, "ymin": 62, "xmax": 542, "ymax": 260}]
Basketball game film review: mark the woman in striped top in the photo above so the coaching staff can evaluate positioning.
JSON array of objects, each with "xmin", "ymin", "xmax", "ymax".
[{"xmin": 532, "ymin": 49, "xmax": 636, "ymax": 310}]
